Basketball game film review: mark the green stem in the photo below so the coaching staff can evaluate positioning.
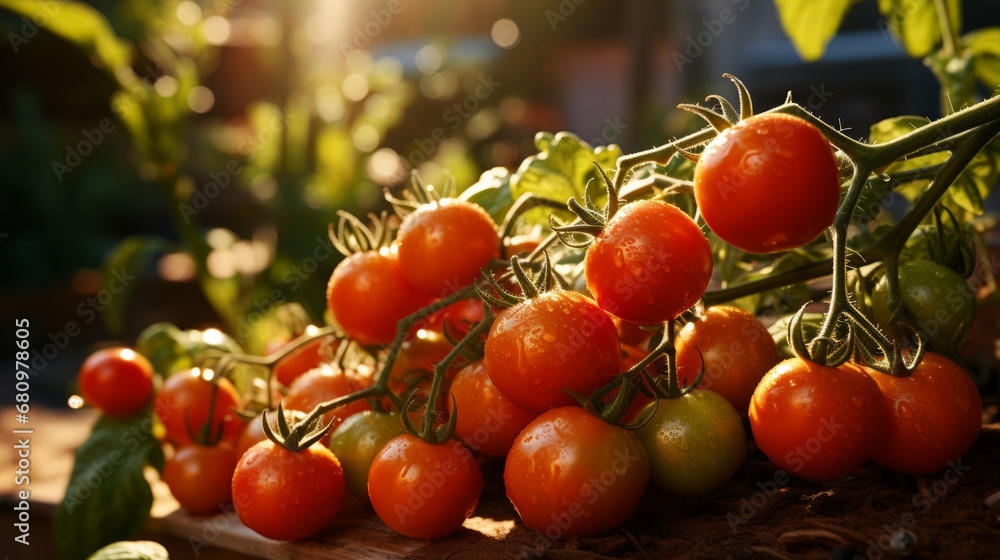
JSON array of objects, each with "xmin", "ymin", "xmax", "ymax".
[
  {"xmin": 872, "ymin": 121, "xmax": 1000, "ymax": 258},
  {"xmin": 498, "ymin": 194, "xmax": 572, "ymax": 255},
  {"xmin": 419, "ymin": 314, "xmax": 495, "ymax": 442},
  {"xmin": 862, "ymin": 95, "xmax": 1000, "ymax": 170},
  {"xmin": 283, "ymin": 285, "xmax": 479, "ymax": 443},
  {"xmin": 933, "ymin": 0, "xmax": 960, "ymax": 61},
  {"xmin": 663, "ymin": 320, "xmax": 680, "ymax": 397}
]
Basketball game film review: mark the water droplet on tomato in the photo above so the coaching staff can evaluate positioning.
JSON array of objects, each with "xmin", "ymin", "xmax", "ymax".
[{"xmin": 897, "ymin": 400, "xmax": 914, "ymax": 419}]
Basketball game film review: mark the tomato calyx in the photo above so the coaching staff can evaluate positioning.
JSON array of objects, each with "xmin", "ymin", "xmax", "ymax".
[
  {"xmin": 676, "ymin": 73, "xmax": 753, "ymax": 136},
  {"xmin": 548, "ymin": 162, "xmax": 620, "ymax": 249},
  {"xmin": 329, "ymin": 210, "xmax": 392, "ymax": 256},
  {"xmin": 574, "ymin": 321, "xmax": 705, "ymax": 429},
  {"xmin": 475, "ymin": 253, "xmax": 557, "ymax": 309},
  {"xmin": 384, "ymin": 171, "xmax": 459, "ymax": 217},
  {"xmin": 261, "ymin": 402, "xmax": 329, "ymax": 452}
]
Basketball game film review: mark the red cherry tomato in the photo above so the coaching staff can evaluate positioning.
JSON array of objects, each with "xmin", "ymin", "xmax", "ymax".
[
  {"xmin": 368, "ymin": 434, "xmax": 483, "ymax": 539},
  {"xmin": 397, "ymin": 198, "xmax": 500, "ymax": 297},
  {"xmin": 505, "ymin": 407, "xmax": 650, "ymax": 538},
  {"xmin": 448, "ymin": 360, "xmax": 537, "ymax": 456},
  {"xmin": 232, "ymin": 440, "xmax": 345, "ymax": 541},
  {"xmin": 78, "ymin": 347, "xmax": 154, "ymax": 417},
  {"xmin": 154, "ymin": 372, "xmax": 245, "ymax": 447},
  {"xmin": 327, "ymin": 249, "xmax": 432, "ymax": 345},
  {"xmin": 162, "ymin": 444, "xmax": 237, "ymax": 514},
  {"xmin": 864, "ymin": 353, "xmax": 982, "ymax": 474},
  {"xmin": 271, "ymin": 334, "xmax": 340, "ymax": 387},
  {"xmin": 283, "ymin": 365, "xmax": 372, "ymax": 435},
  {"xmin": 694, "ymin": 113, "xmax": 840, "ymax": 254},
  {"xmin": 749, "ymin": 358, "xmax": 885, "ymax": 480},
  {"xmin": 584, "ymin": 200, "xmax": 713, "ymax": 324},
  {"xmin": 484, "ymin": 290, "xmax": 621, "ymax": 413},
  {"xmin": 677, "ymin": 305, "xmax": 781, "ymax": 416}
]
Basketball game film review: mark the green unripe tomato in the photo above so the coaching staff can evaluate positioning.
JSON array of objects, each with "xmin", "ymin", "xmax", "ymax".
[
  {"xmin": 871, "ymin": 261, "xmax": 976, "ymax": 355},
  {"xmin": 633, "ymin": 389, "xmax": 746, "ymax": 496},
  {"xmin": 328, "ymin": 411, "xmax": 406, "ymax": 501}
]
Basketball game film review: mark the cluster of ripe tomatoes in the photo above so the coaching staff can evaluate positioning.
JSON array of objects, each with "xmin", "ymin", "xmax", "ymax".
[{"xmin": 76, "ymin": 109, "xmax": 984, "ymax": 544}]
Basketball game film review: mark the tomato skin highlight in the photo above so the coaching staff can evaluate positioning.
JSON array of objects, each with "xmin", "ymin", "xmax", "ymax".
[
  {"xmin": 585, "ymin": 200, "xmax": 713, "ymax": 324},
  {"xmin": 232, "ymin": 440, "xmax": 346, "ymax": 541},
  {"xmin": 162, "ymin": 444, "xmax": 237, "ymax": 514},
  {"xmin": 396, "ymin": 198, "xmax": 500, "ymax": 297},
  {"xmin": 154, "ymin": 372, "xmax": 245, "ymax": 447},
  {"xmin": 327, "ymin": 249, "xmax": 432, "ymax": 345},
  {"xmin": 694, "ymin": 113, "xmax": 840, "ymax": 254},
  {"xmin": 368, "ymin": 435, "xmax": 483, "ymax": 539},
  {"xmin": 676, "ymin": 305, "xmax": 781, "ymax": 416},
  {"xmin": 749, "ymin": 358, "xmax": 885, "ymax": 480},
  {"xmin": 634, "ymin": 390, "xmax": 745, "ymax": 495},
  {"xmin": 78, "ymin": 347, "xmax": 154, "ymax": 418},
  {"xmin": 484, "ymin": 290, "xmax": 621, "ymax": 413},
  {"xmin": 505, "ymin": 407, "xmax": 649, "ymax": 539},
  {"xmin": 448, "ymin": 360, "xmax": 537, "ymax": 456},
  {"xmin": 864, "ymin": 353, "xmax": 982, "ymax": 475}
]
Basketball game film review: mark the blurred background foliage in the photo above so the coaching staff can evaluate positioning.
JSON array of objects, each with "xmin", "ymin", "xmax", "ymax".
[{"xmin": 2, "ymin": 0, "xmax": 999, "ymax": 404}]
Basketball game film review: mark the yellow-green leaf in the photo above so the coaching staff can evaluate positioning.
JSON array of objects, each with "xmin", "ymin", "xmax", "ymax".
[
  {"xmin": 0, "ymin": 0, "xmax": 136, "ymax": 87},
  {"xmin": 773, "ymin": 0, "xmax": 856, "ymax": 61},
  {"xmin": 878, "ymin": 0, "xmax": 961, "ymax": 59},
  {"xmin": 965, "ymin": 27, "xmax": 1000, "ymax": 89}
]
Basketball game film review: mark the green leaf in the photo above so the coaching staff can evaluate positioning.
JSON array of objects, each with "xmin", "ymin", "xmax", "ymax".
[
  {"xmin": 877, "ymin": 0, "xmax": 961, "ymax": 58},
  {"xmin": 773, "ymin": 0, "xmax": 856, "ymax": 61},
  {"xmin": 965, "ymin": 27, "xmax": 1000, "ymax": 89},
  {"xmin": 56, "ymin": 416, "xmax": 163, "ymax": 560},
  {"xmin": 135, "ymin": 322, "xmax": 191, "ymax": 377},
  {"xmin": 949, "ymin": 135, "xmax": 1000, "ymax": 216},
  {"xmin": 101, "ymin": 236, "xmax": 175, "ymax": 334},
  {"xmin": 87, "ymin": 541, "xmax": 169, "ymax": 560},
  {"xmin": 768, "ymin": 312, "xmax": 826, "ymax": 358},
  {"xmin": 870, "ymin": 117, "xmax": 1000, "ymax": 220},
  {"xmin": 459, "ymin": 167, "xmax": 514, "ymax": 223},
  {"xmin": 510, "ymin": 132, "xmax": 621, "ymax": 225},
  {"xmin": 0, "ymin": 0, "xmax": 136, "ymax": 87}
]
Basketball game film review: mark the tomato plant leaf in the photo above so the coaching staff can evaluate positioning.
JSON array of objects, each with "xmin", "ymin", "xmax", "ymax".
[
  {"xmin": 949, "ymin": 136, "xmax": 1000, "ymax": 216},
  {"xmin": 964, "ymin": 27, "xmax": 1000, "ymax": 89},
  {"xmin": 459, "ymin": 167, "xmax": 514, "ymax": 223},
  {"xmin": 135, "ymin": 322, "xmax": 192, "ymax": 378},
  {"xmin": 86, "ymin": 540, "xmax": 169, "ymax": 560},
  {"xmin": 773, "ymin": 0, "xmax": 857, "ymax": 61},
  {"xmin": 56, "ymin": 415, "xmax": 163, "ymax": 560},
  {"xmin": 869, "ymin": 116, "xmax": 948, "ymax": 198},
  {"xmin": 510, "ymin": 132, "xmax": 620, "ymax": 225},
  {"xmin": 102, "ymin": 236, "xmax": 176, "ymax": 335},
  {"xmin": 0, "ymin": 0, "xmax": 135, "ymax": 85},
  {"xmin": 877, "ymin": 0, "xmax": 960, "ymax": 58}
]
